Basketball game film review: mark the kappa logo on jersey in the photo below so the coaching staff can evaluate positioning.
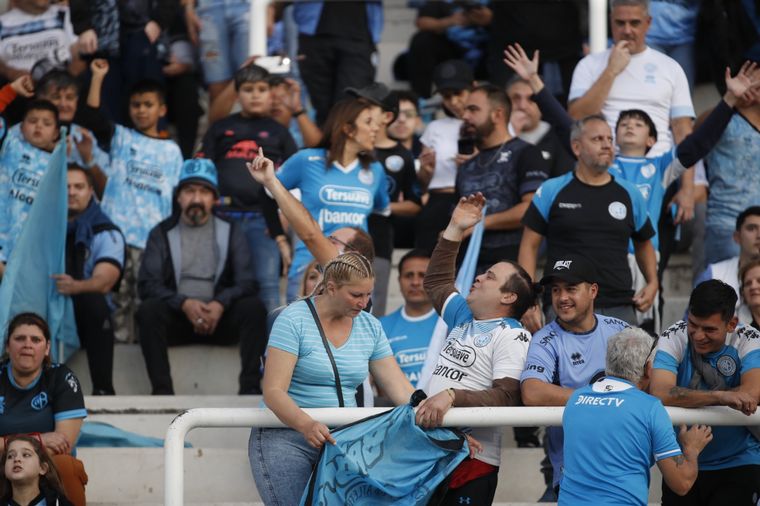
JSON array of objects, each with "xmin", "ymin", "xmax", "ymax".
[
  {"xmin": 571, "ymin": 352, "xmax": 585, "ymax": 366},
  {"xmin": 514, "ymin": 332, "xmax": 529, "ymax": 343},
  {"xmin": 608, "ymin": 201, "xmax": 627, "ymax": 220},
  {"xmin": 31, "ymin": 392, "xmax": 48, "ymax": 411},
  {"xmin": 441, "ymin": 341, "xmax": 476, "ymax": 368},
  {"xmin": 553, "ymin": 260, "xmax": 572, "ymax": 270}
]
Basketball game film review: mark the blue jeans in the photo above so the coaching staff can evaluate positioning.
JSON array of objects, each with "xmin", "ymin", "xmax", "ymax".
[
  {"xmin": 249, "ymin": 427, "xmax": 319, "ymax": 506},
  {"xmin": 197, "ymin": 0, "xmax": 251, "ymax": 83},
  {"xmin": 704, "ymin": 225, "xmax": 739, "ymax": 267},
  {"xmin": 231, "ymin": 213, "xmax": 282, "ymax": 312}
]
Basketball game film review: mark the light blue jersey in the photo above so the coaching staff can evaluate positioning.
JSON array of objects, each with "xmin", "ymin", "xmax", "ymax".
[
  {"xmin": 655, "ymin": 321, "xmax": 760, "ymax": 469},
  {"xmin": 521, "ymin": 315, "xmax": 630, "ymax": 487},
  {"xmin": 276, "ymin": 148, "xmax": 390, "ymax": 279},
  {"xmin": 8, "ymin": 123, "xmax": 110, "ymax": 170},
  {"xmin": 0, "ymin": 133, "xmax": 52, "ymax": 261},
  {"xmin": 610, "ymin": 150, "xmax": 685, "ymax": 251},
  {"xmin": 266, "ymin": 298, "xmax": 392, "ymax": 408},
  {"xmin": 380, "ymin": 306, "xmax": 439, "ymax": 387},
  {"xmin": 560, "ymin": 377, "xmax": 682, "ymax": 506},
  {"xmin": 647, "ymin": 0, "xmax": 699, "ymax": 46},
  {"xmin": 100, "ymin": 125, "xmax": 183, "ymax": 249}
]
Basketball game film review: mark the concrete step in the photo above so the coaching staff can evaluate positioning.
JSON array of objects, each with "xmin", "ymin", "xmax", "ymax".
[{"xmin": 79, "ymin": 446, "xmax": 663, "ymax": 504}]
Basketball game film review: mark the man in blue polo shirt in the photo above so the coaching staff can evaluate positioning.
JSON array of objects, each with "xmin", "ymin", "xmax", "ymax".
[
  {"xmin": 521, "ymin": 254, "xmax": 630, "ymax": 497},
  {"xmin": 380, "ymin": 249, "xmax": 439, "ymax": 388},
  {"xmin": 651, "ymin": 279, "xmax": 760, "ymax": 505},
  {"xmin": 562, "ymin": 327, "xmax": 713, "ymax": 506}
]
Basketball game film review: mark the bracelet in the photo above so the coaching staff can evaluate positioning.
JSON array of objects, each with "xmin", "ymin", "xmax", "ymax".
[
  {"xmin": 292, "ymin": 109, "xmax": 305, "ymax": 117},
  {"xmin": 446, "ymin": 388, "xmax": 455, "ymax": 406}
]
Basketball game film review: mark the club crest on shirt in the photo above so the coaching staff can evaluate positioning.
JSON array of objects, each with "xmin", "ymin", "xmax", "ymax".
[
  {"xmin": 608, "ymin": 201, "xmax": 627, "ymax": 220},
  {"xmin": 31, "ymin": 392, "xmax": 48, "ymax": 411},
  {"xmin": 384, "ymin": 155, "xmax": 404, "ymax": 173},
  {"xmin": 640, "ymin": 163, "xmax": 656, "ymax": 179},
  {"xmin": 474, "ymin": 332, "xmax": 493, "ymax": 348},
  {"xmin": 358, "ymin": 169, "xmax": 374, "ymax": 185},
  {"xmin": 717, "ymin": 355, "xmax": 737, "ymax": 376}
]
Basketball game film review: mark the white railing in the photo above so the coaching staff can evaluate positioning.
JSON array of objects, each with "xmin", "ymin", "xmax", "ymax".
[
  {"xmin": 247, "ymin": 0, "xmax": 609, "ymax": 62},
  {"xmin": 164, "ymin": 406, "xmax": 760, "ymax": 505}
]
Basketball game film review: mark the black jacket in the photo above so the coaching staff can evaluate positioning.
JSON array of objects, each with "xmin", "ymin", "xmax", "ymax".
[{"xmin": 137, "ymin": 213, "xmax": 257, "ymax": 311}]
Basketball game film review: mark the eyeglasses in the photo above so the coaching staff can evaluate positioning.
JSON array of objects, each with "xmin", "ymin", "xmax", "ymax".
[{"xmin": 328, "ymin": 235, "xmax": 356, "ymax": 253}]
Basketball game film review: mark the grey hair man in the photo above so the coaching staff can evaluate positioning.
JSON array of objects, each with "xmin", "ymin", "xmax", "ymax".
[{"xmin": 560, "ymin": 327, "xmax": 712, "ymax": 505}]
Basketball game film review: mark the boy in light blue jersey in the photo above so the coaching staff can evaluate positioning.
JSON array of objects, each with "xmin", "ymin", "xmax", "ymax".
[
  {"xmin": 380, "ymin": 250, "xmax": 439, "ymax": 387},
  {"xmin": 651, "ymin": 280, "xmax": 760, "ymax": 505},
  {"xmin": 84, "ymin": 59, "xmax": 183, "ymax": 341},
  {"xmin": 0, "ymin": 99, "xmax": 61, "ymax": 271},
  {"xmin": 520, "ymin": 254, "xmax": 630, "ymax": 495},
  {"xmin": 561, "ymin": 328, "xmax": 713, "ymax": 506}
]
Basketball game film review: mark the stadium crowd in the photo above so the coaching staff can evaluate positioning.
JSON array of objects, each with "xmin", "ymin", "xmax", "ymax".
[{"xmin": 0, "ymin": 0, "xmax": 758, "ymax": 504}]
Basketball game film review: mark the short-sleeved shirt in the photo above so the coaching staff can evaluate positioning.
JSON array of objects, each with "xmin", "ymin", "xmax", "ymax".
[
  {"xmin": 0, "ymin": 362, "xmax": 86, "ymax": 436},
  {"xmin": 654, "ymin": 321, "xmax": 760, "ymax": 469},
  {"xmin": 568, "ymin": 47, "xmax": 694, "ymax": 156},
  {"xmin": 427, "ymin": 292, "xmax": 531, "ymax": 466},
  {"xmin": 101, "ymin": 125, "xmax": 183, "ymax": 249},
  {"xmin": 456, "ymin": 137, "xmax": 549, "ymax": 249},
  {"xmin": 610, "ymin": 150, "xmax": 686, "ymax": 251},
  {"xmin": 82, "ymin": 228, "xmax": 125, "ymax": 279},
  {"xmin": 522, "ymin": 172, "xmax": 655, "ymax": 307},
  {"xmin": 380, "ymin": 306, "xmax": 439, "ymax": 388},
  {"xmin": 8, "ymin": 123, "xmax": 110, "ymax": 171},
  {"xmin": 266, "ymin": 298, "xmax": 393, "ymax": 408},
  {"xmin": 419, "ymin": 117, "xmax": 462, "ymax": 190},
  {"xmin": 0, "ymin": 6, "xmax": 77, "ymax": 72},
  {"xmin": 276, "ymin": 148, "xmax": 390, "ymax": 279},
  {"xmin": 0, "ymin": 133, "xmax": 51, "ymax": 262},
  {"xmin": 521, "ymin": 315, "xmax": 630, "ymax": 486},
  {"xmin": 560, "ymin": 377, "xmax": 681, "ymax": 506},
  {"xmin": 198, "ymin": 114, "xmax": 297, "ymax": 211}
]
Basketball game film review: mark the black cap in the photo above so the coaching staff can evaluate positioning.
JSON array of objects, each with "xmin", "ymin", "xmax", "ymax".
[
  {"xmin": 433, "ymin": 60, "xmax": 473, "ymax": 93},
  {"xmin": 540, "ymin": 255, "xmax": 597, "ymax": 285},
  {"xmin": 345, "ymin": 82, "xmax": 399, "ymax": 122}
]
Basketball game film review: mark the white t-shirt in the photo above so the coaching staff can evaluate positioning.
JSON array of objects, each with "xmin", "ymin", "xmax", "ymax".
[
  {"xmin": 0, "ymin": 5, "xmax": 77, "ymax": 72},
  {"xmin": 569, "ymin": 46, "xmax": 694, "ymax": 157},
  {"xmin": 427, "ymin": 293, "xmax": 531, "ymax": 466},
  {"xmin": 420, "ymin": 117, "xmax": 462, "ymax": 190}
]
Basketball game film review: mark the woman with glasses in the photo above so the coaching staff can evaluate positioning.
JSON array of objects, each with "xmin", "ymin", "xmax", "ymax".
[
  {"xmin": 249, "ymin": 251, "xmax": 415, "ymax": 505},
  {"xmin": 0, "ymin": 313, "xmax": 87, "ymax": 506}
]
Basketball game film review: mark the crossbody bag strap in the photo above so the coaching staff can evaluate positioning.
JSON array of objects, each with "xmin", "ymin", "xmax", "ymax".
[{"xmin": 305, "ymin": 298, "xmax": 345, "ymax": 407}]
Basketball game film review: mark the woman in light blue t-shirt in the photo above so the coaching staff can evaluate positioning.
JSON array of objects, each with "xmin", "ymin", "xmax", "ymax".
[{"xmin": 249, "ymin": 252, "xmax": 415, "ymax": 505}]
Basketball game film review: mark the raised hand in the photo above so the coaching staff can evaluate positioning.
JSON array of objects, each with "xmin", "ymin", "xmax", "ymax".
[
  {"xmin": 450, "ymin": 193, "xmax": 486, "ymax": 232},
  {"xmin": 607, "ymin": 40, "xmax": 631, "ymax": 76},
  {"xmin": 90, "ymin": 59, "xmax": 110, "ymax": 79},
  {"xmin": 246, "ymin": 147, "xmax": 276, "ymax": 186},
  {"xmin": 503, "ymin": 43, "xmax": 539, "ymax": 81},
  {"xmin": 724, "ymin": 61, "xmax": 760, "ymax": 106},
  {"xmin": 9, "ymin": 75, "xmax": 34, "ymax": 98}
]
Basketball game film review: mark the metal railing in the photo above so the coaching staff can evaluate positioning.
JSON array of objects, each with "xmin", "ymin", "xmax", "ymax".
[{"xmin": 164, "ymin": 406, "xmax": 760, "ymax": 505}]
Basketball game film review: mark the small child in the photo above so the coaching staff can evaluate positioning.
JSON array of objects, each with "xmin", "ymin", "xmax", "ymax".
[
  {"xmin": 197, "ymin": 63, "xmax": 297, "ymax": 311},
  {"xmin": 0, "ymin": 435, "xmax": 74, "ymax": 506},
  {"xmin": 83, "ymin": 59, "xmax": 183, "ymax": 341},
  {"xmin": 0, "ymin": 98, "xmax": 62, "ymax": 273}
]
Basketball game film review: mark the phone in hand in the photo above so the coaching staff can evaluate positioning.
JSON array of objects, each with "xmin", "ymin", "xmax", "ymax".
[{"xmin": 458, "ymin": 137, "xmax": 476, "ymax": 155}]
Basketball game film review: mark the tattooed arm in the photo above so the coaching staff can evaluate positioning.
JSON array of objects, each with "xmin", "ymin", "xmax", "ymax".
[
  {"xmin": 657, "ymin": 424, "xmax": 713, "ymax": 496},
  {"xmin": 650, "ymin": 369, "xmax": 759, "ymax": 415}
]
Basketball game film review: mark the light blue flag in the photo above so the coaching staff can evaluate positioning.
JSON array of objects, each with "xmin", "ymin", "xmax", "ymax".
[
  {"xmin": 0, "ymin": 129, "xmax": 79, "ymax": 361},
  {"xmin": 417, "ymin": 206, "xmax": 487, "ymax": 391}
]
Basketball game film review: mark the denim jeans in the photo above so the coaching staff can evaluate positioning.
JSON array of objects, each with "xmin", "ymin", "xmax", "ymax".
[
  {"xmin": 249, "ymin": 427, "xmax": 319, "ymax": 506},
  {"xmin": 197, "ymin": 0, "xmax": 251, "ymax": 83},
  {"xmin": 230, "ymin": 213, "xmax": 282, "ymax": 312},
  {"xmin": 705, "ymin": 225, "xmax": 739, "ymax": 267}
]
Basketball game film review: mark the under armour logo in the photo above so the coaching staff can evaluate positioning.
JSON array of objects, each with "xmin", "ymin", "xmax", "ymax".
[
  {"xmin": 458, "ymin": 497, "xmax": 472, "ymax": 505},
  {"xmin": 553, "ymin": 260, "xmax": 572, "ymax": 270}
]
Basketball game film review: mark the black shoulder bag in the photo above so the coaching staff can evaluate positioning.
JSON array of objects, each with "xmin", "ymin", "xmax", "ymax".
[{"xmin": 305, "ymin": 298, "xmax": 345, "ymax": 407}]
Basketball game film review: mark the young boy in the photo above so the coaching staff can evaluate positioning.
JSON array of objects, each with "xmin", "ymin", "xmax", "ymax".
[
  {"xmin": 0, "ymin": 99, "xmax": 60, "ymax": 274},
  {"xmin": 84, "ymin": 59, "xmax": 184, "ymax": 341},
  {"xmin": 197, "ymin": 63, "xmax": 297, "ymax": 311},
  {"xmin": 388, "ymin": 90, "xmax": 423, "ymax": 158}
]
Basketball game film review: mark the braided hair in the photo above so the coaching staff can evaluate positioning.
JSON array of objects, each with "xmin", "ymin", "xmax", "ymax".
[{"xmin": 316, "ymin": 252, "xmax": 374, "ymax": 294}]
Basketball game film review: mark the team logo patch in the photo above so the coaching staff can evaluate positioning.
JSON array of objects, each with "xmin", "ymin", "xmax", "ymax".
[
  {"xmin": 608, "ymin": 201, "xmax": 627, "ymax": 220},
  {"xmin": 384, "ymin": 155, "xmax": 404, "ymax": 173},
  {"xmin": 473, "ymin": 333, "xmax": 492, "ymax": 347},
  {"xmin": 640, "ymin": 163, "xmax": 656, "ymax": 178},
  {"xmin": 31, "ymin": 392, "xmax": 48, "ymax": 411},
  {"xmin": 717, "ymin": 355, "xmax": 737, "ymax": 376},
  {"xmin": 358, "ymin": 169, "xmax": 374, "ymax": 185},
  {"xmin": 65, "ymin": 372, "xmax": 79, "ymax": 393}
]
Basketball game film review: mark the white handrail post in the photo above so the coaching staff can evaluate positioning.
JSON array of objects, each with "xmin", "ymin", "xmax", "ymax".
[
  {"xmin": 164, "ymin": 410, "xmax": 195, "ymax": 506},
  {"xmin": 249, "ymin": 0, "xmax": 272, "ymax": 58},
  {"xmin": 589, "ymin": 0, "xmax": 608, "ymax": 54}
]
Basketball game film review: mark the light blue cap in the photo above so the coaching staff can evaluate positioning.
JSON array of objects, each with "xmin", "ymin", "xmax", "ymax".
[{"xmin": 179, "ymin": 158, "xmax": 218, "ymax": 194}]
